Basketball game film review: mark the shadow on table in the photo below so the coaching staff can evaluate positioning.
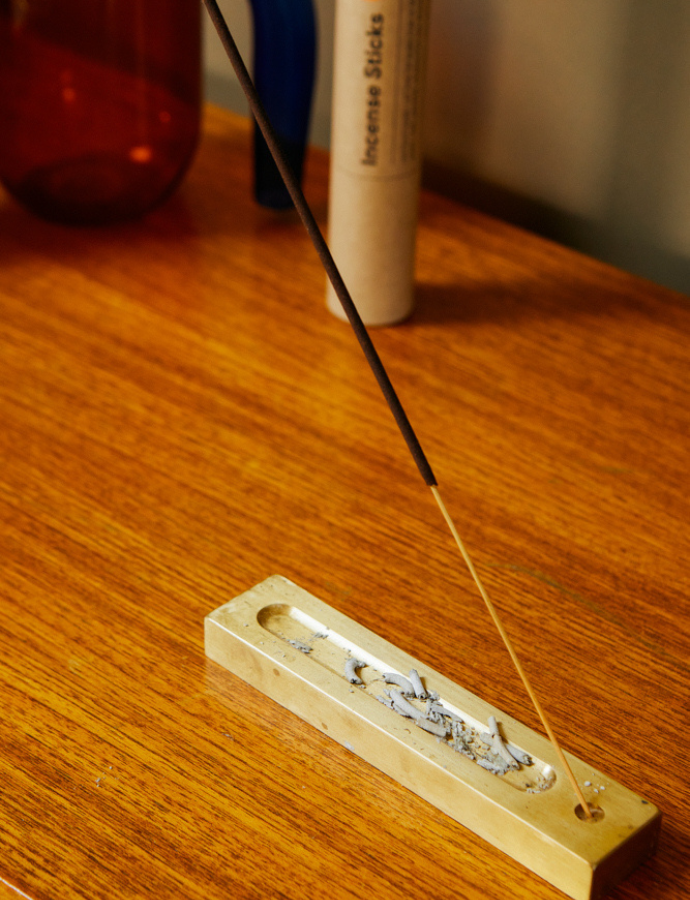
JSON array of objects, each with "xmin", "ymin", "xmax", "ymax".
[{"xmin": 410, "ymin": 274, "xmax": 682, "ymax": 329}]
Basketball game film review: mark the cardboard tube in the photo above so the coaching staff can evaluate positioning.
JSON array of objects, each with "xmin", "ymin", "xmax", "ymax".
[{"xmin": 327, "ymin": 0, "xmax": 431, "ymax": 326}]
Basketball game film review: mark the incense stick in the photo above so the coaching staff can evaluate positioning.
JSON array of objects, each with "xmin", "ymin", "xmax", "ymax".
[
  {"xmin": 203, "ymin": 0, "xmax": 435, "ymax": 489},
  {"xmin": 431, "ymin": 487, "xmax": 591, "ymax": 814},
  {"xmin": 203, "ymin": 0, "xmax": 592, "ymax": 819}
]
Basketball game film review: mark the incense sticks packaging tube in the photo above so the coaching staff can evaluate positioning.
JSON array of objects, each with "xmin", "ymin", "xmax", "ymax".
[{"xmin": 327, "ymin": 0, "xmax": 431, "ymax": 326}]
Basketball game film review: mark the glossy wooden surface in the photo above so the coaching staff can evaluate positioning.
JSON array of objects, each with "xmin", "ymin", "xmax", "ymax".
[{"xmin": 0, "ymin": 105, "xmax": 688, "ymax": 900}]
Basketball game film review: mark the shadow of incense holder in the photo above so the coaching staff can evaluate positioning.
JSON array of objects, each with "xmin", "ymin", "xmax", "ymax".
[{"xmin": 206, "ymin": 576, "xmax": 660, "ymax": 900}]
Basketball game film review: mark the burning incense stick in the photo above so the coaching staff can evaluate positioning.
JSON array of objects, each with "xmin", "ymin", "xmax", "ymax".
[{"xmin": 202, "ymin": 0, "xmax": 591, "ymax": 818}]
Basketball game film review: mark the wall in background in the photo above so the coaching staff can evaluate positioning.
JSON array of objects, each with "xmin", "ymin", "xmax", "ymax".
[{"xmin": 205, "ymin": 0, "xmax": 690, "ymax": 294}]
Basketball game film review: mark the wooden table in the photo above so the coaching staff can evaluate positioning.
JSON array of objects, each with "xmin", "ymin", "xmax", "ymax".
[{"xmin": 1, "ymin": 105, "xmax": 688, "ymax": 900}]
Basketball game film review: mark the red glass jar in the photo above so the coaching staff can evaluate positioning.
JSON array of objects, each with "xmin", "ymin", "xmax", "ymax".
[{"xmin": 0, "ymin": 1, "xmax": 201, "ymax": 225}]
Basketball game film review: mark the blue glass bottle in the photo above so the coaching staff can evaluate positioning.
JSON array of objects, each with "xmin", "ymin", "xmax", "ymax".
[{"xmin": 248, "ymin": 0, "xmax": 316, "ymax": 209}]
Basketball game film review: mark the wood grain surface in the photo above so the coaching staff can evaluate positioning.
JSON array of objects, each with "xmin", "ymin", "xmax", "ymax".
[{"xmin": 0, "ymin": 105, "xmax": 688, "ymax": 900}]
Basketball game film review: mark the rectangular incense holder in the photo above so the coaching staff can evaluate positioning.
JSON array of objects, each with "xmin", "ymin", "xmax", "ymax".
[{"xmin": 205, "ymin": 575, "xmax": 660, "ymax": 900}]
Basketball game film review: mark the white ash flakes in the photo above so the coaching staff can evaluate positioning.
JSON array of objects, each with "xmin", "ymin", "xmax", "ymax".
[
  {"xmin": 286, "ymin": 639, "xmax": 312, "ymax": 654},
  {"xmin": 363, "ymin": 665, "xmax": 535, "ymax": 779}
]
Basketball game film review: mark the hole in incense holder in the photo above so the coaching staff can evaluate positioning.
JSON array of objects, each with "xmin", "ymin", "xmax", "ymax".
[{"xmin": 575, "ymin": 803, "xmax": 605, "ymax": 823}]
